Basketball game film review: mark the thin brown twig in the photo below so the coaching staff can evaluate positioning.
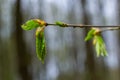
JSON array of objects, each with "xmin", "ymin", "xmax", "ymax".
[
  {"xmin": 100, "ymin": 27, "xmax": 120, "ymax": 32},
  {"xmin": 46, "ymin": 23, "xmax": 120, "ymax": 32},
  {"xmin": 47, "ymin": 23, "xmax": 120, "ymax": 27}
]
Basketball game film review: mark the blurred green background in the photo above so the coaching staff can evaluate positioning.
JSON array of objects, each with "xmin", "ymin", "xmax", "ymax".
[{"xmin": 0, "ymin": 0, "xmax": 120, "ymax": 80}]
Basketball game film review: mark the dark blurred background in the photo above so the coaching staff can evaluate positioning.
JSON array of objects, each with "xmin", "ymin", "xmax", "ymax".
[{"xmin": 0, "ymin": 0, "xmax": 120, "ymax": 80}]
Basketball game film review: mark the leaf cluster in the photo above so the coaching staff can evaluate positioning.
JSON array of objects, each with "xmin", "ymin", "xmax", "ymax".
[
  {"xmin": 22, "ymin": 19, "xmax": 46, "ymax": 63},
  {"xmin": 21, "ymin": 19, "xmax": 108, "ymax": 63},
  {"xmin": 85, "ymin": 28, "xmax": 107, "ymax": 57}
]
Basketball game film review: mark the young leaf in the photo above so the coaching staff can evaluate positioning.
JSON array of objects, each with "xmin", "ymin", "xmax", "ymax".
[
  {"xmin": 36, "ymin": 27, "xmax": 46, "ymax": 63},
  {"xmin": 21, "ymin": 20, "xmax": 40, "ymax": 30},
  {"xmin": 95, "ymin": 42, "xmax": 100, "ymax": 56},
  {"xmin": 93, "ymin": 35, "xmax": 108, "ymax": 57},
  {"xmin": 21, "ymin": 19, "xmax": 46, "ymax": 30},
  {"xmin": 85, "ymin": 28, "xmax": 108, "ymax": 57},
  {"xmin": 85, "ymin": 28, "xmax": 96, "ymax": 41}
]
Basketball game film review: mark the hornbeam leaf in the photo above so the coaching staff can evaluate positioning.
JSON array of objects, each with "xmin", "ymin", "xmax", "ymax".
[
  {"xmin": 94, "ymin": 35, "xmax": 108, "ymax": 57},
  {"xmin": 36, "ymin": 27, "xmax": 46, "ymax": 63},
  {"xmin": 21, "ymin": 19, "xmax": 47, "ymax": 62},
  {"xmin": 95, "ymin": 42, "xmax": 100, "ymax": 57},
  {"xmin": 85, "ymin": 28, "xmax": 108, "ymax": 57},
  {"xmin": 21, "ymin": 20, "xmax": 40, "ymax": 30},
  {"xmin": 85, "ymin": 29, "xmax": 96, "ymax": 41},
  {"xmin": 21, "ymin": 19, "xmax": 46, "ymax": 30}
]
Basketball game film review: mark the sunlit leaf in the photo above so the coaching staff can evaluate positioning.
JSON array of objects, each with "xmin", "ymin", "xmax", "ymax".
[
  {"xmin": 95, "ymin": 42, "xmax": 100, "ymax": 57},
  {"xmin": 85, "ymin": 28, "xmax": 108, "ymax": 57},
  {"xmin": 21, "ymin": 20, "xmax": 40, "ymax": 30},
  {"xmin": 21, "ymin": 19, "xmax": 46, "ymax": 30},
  {"xmin": 21, "ymin": 19, "xmax": 47, "ymax": 62},
  {"xmin": 85, "ymin": 28, "xmax": 96, "ymax": 41},
  {"xmin": 93, "ymin": 35, "xmax": 108, "ymax": 57},
  {"xmin": 36, "ymin": 27, "xmax": 46, "ymax": 63}
]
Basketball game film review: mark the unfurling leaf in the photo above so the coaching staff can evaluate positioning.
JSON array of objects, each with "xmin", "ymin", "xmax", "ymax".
[
  {"xmin": 21, "ymin": 19, "xmax": 46, "ymax": 30},
  {"xmin": 36, "ymin": 27, "xmax": 46, "ymax": 63},
  {"xmin": 21, "ymin": 20, "xmax": 40, "ymax": 30},
  {"xmin": 85, "ymin": 28, "xmax": 108, "ymax": 57},
  {"xmin": 93, "ymin": 35, "xmax": 108, "ymax": 57},
  {"xmin": 21, "ymin": 19, "xmax": 47, "ymax": 62},
  {"xmin": 55, "ymin": 21, "xmax": 67, "ymax": 27},
  {"xmin": 85, "ymin": 28, "xmax": 96, "ymax": 41}
]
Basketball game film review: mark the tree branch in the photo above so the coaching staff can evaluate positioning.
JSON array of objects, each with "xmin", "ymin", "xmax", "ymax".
[
  {"xmin": 100, "ymin": 27, "xmax": 120, "ymax": 32},
  {"xmin": 46, "ymin": 23, "xmax": 120, "ymax": 32}
]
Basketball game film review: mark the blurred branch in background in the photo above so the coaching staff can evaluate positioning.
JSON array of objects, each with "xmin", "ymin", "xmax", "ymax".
[
  {"xmin": 15, "ymin": 0, "xmax": 32, "ymax": 80},
  {"xmin": 117, "ymin": 0, "xmax": 120, "ymax": 80},
  {"xmin": 81, "ymin": 0, "xmax": 97, "ymax": 80}
]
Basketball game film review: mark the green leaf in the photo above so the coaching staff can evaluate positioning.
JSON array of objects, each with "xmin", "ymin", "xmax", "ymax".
[
  {"xmin": 85, "ymin": 28, "xmax": 108, "ymax": 57},
  {"xmin": 95, "ymin": 42, "xmax": 100, "ymax": 57},
  {"xmin": 55, "ymin": 21, "xmax": 67, "ymax": 27},
  {"xmin": 94, "ymin": 35, "xmax": 108, "ymax": 57},
  {"xmin": 21, "ymin": 19, "xmax": 47, "ymax": 62},
  {"xmin": 21, "ymin": 20, "xmax": 40, "ymax": 30},
  {"xmin": 85, "ymin": 29, "xmax": 96, "ymax": 41},
  {"xmin": 36, "ymin": 27, "xmax": 46, "ymax": 63},
  {"xmin": 21, "ymin": 19, "xmax": 46, "ymax": 30}
]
